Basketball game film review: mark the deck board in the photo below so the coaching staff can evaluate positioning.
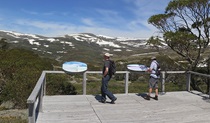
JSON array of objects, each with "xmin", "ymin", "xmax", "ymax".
[{"xmin": 36, "ymin": 91, "xmax": 210, "ymax": 123}]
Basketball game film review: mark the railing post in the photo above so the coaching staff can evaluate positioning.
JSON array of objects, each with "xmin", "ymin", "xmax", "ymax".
[
  {"xmin": 38, "ymin": 84, "xmax": 44, "ymax": 112},
  {"xmin": 125, "ymin": 71, "xmax": 129, "ymax": 94},
  {"xmin": 186, "ymin": 71, "xmax": 191, "ymax": 92},
  {"xmin": 209, "ymin": 78, "xmax": 210, "ymax": 99},
  {"xmin": 39, "ymin": 72, "xmax": 46, "ymax": 112},
  {"xmin": 44, "ymin": 73, "xmax": 46, "ymax": 96},
  {"xmin": 83, "ymin": 71, "xmax": 87, "ymax": 95},
  {"xmin": 28, "ymin": 103, "xmax": 35, "ymax": 123},
  {"xmin": 161, "ymin": 71, "xmax": 165, "ymax": 94}
]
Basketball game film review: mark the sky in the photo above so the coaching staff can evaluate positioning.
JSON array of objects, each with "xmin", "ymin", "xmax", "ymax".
[{"xmin": 0, "ymin": 0, "xmax": 171, "ymax": 38}]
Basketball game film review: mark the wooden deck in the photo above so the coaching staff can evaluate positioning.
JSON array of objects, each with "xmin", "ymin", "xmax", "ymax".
[{"xmin": 36, "ymin": 91, "xmax": 210, "ymax": 123}]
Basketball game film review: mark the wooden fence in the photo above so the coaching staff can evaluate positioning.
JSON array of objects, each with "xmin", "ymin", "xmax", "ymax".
[{"xmin": 27, "ymin": 70, "xmax": 210, "ymax": 123}]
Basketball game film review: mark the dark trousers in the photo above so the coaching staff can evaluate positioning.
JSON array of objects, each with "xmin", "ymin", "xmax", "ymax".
[{"xmin": 101, "ymin": 75, "xmax": 115, "ymax": 101}]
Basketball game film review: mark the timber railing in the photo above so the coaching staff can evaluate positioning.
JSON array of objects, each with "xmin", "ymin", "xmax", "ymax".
[{"xmin": 27, "ymin": 70, "xmax": 210, "ymax": 123}]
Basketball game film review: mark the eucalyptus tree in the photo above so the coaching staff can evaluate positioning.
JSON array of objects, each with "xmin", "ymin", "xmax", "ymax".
[
  {"xmin": 148, "ymin": 0, "xmax": 210, "ymax": 92},
  {"xmin": 148, "ymin": 0, "xmax": 210, "ymax": 71}
]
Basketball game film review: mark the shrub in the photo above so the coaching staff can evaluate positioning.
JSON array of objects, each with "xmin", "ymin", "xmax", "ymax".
[
  {"xmin": 46, "ymin": 74, "xmax": 77, "ymax": 95},
  {"xmin": 0, "ymin": 49, "xmax": 53, "ymax": 109}
]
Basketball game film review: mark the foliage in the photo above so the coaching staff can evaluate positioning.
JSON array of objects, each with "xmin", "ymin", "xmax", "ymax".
[
  {"xmin": 0, "ymin": 48, "xmax": 53, "ymax": 108},
  {"xmin": 148, "ymin": 0, "xmax": 210, "ymax": 71},
  {"xmin": 146, "ymin": 36, "xmax": 165, "ymax": 51},
  {"xmin": 0, "ymin": 38, "xmax": 9, "ymax": 50},
  {"xmin": 191, "ymin": 67, "xmax": 210, "ymax": 94},
  {"xmin": 0, "ymin": 116, "xmax": 27, "ymax": 123},
  {"xmin": 46, "ymin": 74, "xmax": 77, "ymax": 95},
  {"xmin": 72, "ymin": 76, "xmax": 187, "ymax": 95},
  {"xmin": 114, "ymin": 59, "xmax": 128, "ymax": 81},
  {"xmin": 148, "ymin": 0, "xmax": 210, "ymax": 91}
]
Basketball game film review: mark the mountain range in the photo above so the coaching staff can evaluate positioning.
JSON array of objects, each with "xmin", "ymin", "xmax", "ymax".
[{"xmin": 0, "ymin": 30, "xmax": 166, "ymax": 67}]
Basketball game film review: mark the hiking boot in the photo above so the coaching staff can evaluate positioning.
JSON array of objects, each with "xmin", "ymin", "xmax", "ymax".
[
  {"xmin": 111, "ymin": 97, "xmax": 117, "ymax": 104},
  {"xmin": 154, "ymin": 95, "xmax": 158, "ymax": 100},
  {"xmin": 101, "ymin": 99, "xmax": 106, "ymax": 103},
  {"xmin": 145, "ymin": 95, "xmax": 150, "ymax": 100}
]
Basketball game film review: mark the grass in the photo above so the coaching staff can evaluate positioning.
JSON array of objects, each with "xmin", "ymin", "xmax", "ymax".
[
  {"xmin": 45, "ymin": 73, "xmax": 190, "ymax": 95},
  {"xmin": 0, "ymin": 106, "xmax": 7, "ymax": 111},
  {"xmin": 72, "ymin": 79, "xmax": 186, "ymax": 95},
  {"xmin": 128, "ymin": 81, "xmax": 148, "ymax": 93},
  {"xmin": 0, "ymin": 116, "xmax": 27, "ymax": 123},
  {"xmin": 73, "ymin": 80, "xmax": 129, "ymax": 95}
]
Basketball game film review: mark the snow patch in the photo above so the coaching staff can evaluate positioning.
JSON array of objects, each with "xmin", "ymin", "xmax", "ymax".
[
  {"xmin": 103, "ymin": 48, "xmax": 110, "ymax": 51},
  {"xmin": 113, "ymin": 49, "xmax": 122, "ymax": 51}
]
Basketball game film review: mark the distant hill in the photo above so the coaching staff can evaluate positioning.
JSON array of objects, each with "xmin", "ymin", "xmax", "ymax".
[{"xmin": 0, "ymin": 30, "xmax": 168, "ymax": 69}]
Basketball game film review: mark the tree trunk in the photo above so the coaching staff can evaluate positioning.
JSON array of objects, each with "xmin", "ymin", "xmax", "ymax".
[{"xmin": 207, "ymin": 58, "xmax": 210, "ymax": 94}]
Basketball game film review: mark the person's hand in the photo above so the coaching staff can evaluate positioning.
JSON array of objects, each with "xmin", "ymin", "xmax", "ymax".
[{"xmin": 147, "ymin": 68, "xmax": 151, "ymax": 73}]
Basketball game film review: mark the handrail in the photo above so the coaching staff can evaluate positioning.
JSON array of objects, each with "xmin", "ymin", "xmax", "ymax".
[
  {"xmin": 27, "ymin": 70, "xmax": 210, "ymax": 123},
  {"xmin": 27, "ymin": 71, "xmax": 46, "ymax": 123},
  {"xmin": 82, "ymin": 71, "xmax": 130, "ymax": 95},
  {"xmin": 188, "ymin": 71, "xmax": 210, "ymax": 77},
  {"xmin": 186, "ymin": 71, "xmax": 210, "ymax": 97}
]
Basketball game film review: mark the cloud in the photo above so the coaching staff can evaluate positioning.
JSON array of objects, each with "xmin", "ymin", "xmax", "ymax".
[
  {"xmin": 16, "ymin": 19, "xmax": 67, "ymax": 29},
  {"xmin": 0, "ymin": 0, "xmax": 171, "ymax": 38},
  {"xmin": 81, "ymin": 18, "xmax": 96, "ymax": 26},
  {"xmin": 123, "ymin": 0, "xmax": 170, "ymax": 35},
  {"xmin": 2, "ymin": 15, "xmax": 155, "ymax": 38},
  {"xmin": 95, "ymin": 9, "xmax": 126, "ymax": 27},
  {"xmin": 96, "ymin": 9, "xmax": 120, "ymax": 19},
  {"xmin": 21, "ymin": 9, "xmax": 61, "ymax": 16},
  {"xmin": 10, "ymin": 16, "xmax": 157, "ymax": 38},
  {"xmin": 21, "ymin": 9, "xmax": 39, "ymax": 15}
]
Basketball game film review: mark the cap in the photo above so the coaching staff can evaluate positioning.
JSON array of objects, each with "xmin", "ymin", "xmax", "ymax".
[
  {"xmin": 151, "ymin": 56, "xmax": 156, "ymax": 60},
  {"xmin": 104, "ymin": 53, "xmax": 113, "ymax": 57}
]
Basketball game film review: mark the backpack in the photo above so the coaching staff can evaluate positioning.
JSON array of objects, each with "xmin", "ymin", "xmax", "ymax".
[
  {"xmin": 109, "ymin": 60, "xmax": 116, "ymax": 76},
  {"xmin": 154, "ymin": 61, "xmax": 161, "ymax": 76}
]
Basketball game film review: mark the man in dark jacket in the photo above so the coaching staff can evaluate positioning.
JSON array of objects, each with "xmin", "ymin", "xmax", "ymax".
[{"xmin": 101, "ymin": 53, "xmax": 117, "ymax": 104}]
